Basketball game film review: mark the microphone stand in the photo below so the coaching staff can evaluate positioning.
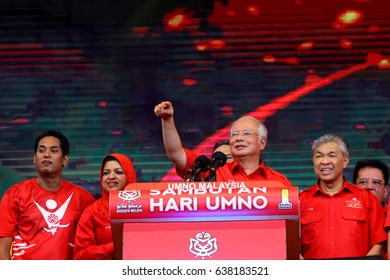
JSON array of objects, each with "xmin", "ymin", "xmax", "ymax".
[
  {"xmin": 188, "ymin": 168, "xmax": 204, "ymax": 182},
  {"xmin": 208, "ymin": 170, "xmax": 217, "ymax": 182}
]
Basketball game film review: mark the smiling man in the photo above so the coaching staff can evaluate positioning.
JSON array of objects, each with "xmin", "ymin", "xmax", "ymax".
[
  {"xmin": 299, "ymin": 133, "xmax": 387, "ymax": 260},
  {"xmin": 0, "ymin": 130, "xmax": 95, "ymax": 260},
  {"xmin": 154, "ymin": 100, "xmax": 291, "ymax": 186},
  {"xmin": 353, "ymin": 159, "xmax": 389, "ymax": 216}
]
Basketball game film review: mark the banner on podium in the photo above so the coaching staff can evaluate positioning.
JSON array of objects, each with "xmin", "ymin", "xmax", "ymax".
[
  {"xmin": 110, "ymin": 181, "xmax": 300, "ymax": 259},
  {"xmin": 110, "ymin": 181, "xmax": 299, "ymax": 223}
]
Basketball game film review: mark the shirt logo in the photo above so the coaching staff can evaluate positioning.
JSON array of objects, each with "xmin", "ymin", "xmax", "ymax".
[
  {"xmin": 345, "ymin": 197, "xmax": 362, "ymax": 209},
  {"xmin": 33, "ymin": 193, "xmax": 73, "ymax": 235}
]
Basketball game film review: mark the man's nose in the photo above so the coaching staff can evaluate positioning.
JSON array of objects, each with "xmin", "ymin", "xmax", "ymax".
[
  {"xmin": 320, "ymin": 156, "xmax": 331, "ymax": 164},
  {"xmin": 364, "ymin": 184, "xmax": 374, "ymax": 191}
]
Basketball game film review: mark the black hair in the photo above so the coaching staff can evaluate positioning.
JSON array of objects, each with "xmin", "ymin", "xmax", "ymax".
[
  {"xmin": 213, "ymin": 140, "xmax": 229, "ymax": 152},
  {"xmin": 101, "ymin": 155, "xmax": 118, "ymax": 168},
  {"xmin": 34, "ymin": 130, "xmax": 70, "ymax": 156},
  {"xmin": 353, "ymin": 159, "xmax": 389, "ymax": 185}
]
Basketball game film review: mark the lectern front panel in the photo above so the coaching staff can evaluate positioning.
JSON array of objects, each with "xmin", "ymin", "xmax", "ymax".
[{"xmin": 122, "ymin": 220, "xmax": 296, "ymax": 260}]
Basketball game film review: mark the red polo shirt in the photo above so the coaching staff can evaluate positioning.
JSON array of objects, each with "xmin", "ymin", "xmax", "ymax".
[
  {"xmin": 300, "ymin": 179, "xmax": 387, "ymax": 260},
  {"xmin": 182, "ymin": 148, "xmax": 292, "ymax": 186}
]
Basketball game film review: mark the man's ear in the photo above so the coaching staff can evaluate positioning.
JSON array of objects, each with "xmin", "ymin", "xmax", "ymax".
[
  {"xmin": 259, "ymin": 137, "xmax": 267, "ymax": 151},
  {"xmin": 62, "ymin": 155, "xmax": 69, "ymax": 167},
  {"xmin": 343, "ymin": 155, "xmax": 350, "ymax": 168}
]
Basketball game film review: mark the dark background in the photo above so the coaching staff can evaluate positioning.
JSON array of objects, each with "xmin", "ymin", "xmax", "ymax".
[{"xmin": 0, "ymin": 0, "xmax": 389, "ymax": 197}]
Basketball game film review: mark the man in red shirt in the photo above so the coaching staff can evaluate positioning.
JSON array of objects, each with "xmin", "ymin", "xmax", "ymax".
[
  {"xmin": 354, "ymin": 159, "xmax": 389, "ymax": 260},
  {"xmin": 154, "ymin": 101, "xmax": 291, "ymax": 186},
  {"xmin": 353, "ymin": 159, "xmax": 388, "ymax": 216},
  {"xmin": 0, "ymin": 130, "xmax": 95, "ymax": 260},
  {"xmin": 299, "ymin": 133, "xmax": 387, "ymax": 259}
]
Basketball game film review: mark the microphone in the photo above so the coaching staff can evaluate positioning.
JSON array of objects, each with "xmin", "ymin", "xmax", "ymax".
[
  {"xmin": 208, "ymin": 151, "xmax": 227, "ymax": 182},
  {"xmin": 186, "ymin": 155, "xmax": 211, "ymax": 182}
]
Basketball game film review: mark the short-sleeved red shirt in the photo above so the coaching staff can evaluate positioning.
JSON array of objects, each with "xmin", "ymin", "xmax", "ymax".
[
  {"xmin": 0, "ymin": 178, "xmax": 95, "ymax": 259},
  {"xmin": 300, "ymin": 179, "xmax": 387, "ymax": 259},
  {"xmin": 182, "ymin": 148, "xmax": 292, "ymax": 186}
]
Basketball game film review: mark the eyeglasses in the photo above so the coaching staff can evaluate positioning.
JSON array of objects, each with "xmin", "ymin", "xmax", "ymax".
[
  {"xmin": 229, "ymin": 130, "xmax": 259, "ymax": 138},
  {"xmin": 356, "ymin": 179, "xmax": 385, "ymax": 188}
]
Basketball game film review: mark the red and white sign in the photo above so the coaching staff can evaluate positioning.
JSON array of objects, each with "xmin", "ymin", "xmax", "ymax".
[
  {"xmin": 122, "ymin": 220, "xmax": 295, "ymax": 260},
  {"xmin": 110, "ymin": 181, "xmax": 300, "ymax": 260},
  {"xmin": 110, "ymin": 181, "xmax": 299, "ymax": 222}
]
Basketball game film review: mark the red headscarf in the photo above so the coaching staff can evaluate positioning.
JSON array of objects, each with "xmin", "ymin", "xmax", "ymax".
[{"xmin": 99, "ymin": 153, "xmax": 137, "ymax": 200}]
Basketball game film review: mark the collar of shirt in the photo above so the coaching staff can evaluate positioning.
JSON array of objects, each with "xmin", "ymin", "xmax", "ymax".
[
  {"xmin": 311, "ymin": 177, "xmax": 355, "ymax": 197},
  {"xmin": 230, "ymin": 159, "xmax": 267, "ymax": 177}
]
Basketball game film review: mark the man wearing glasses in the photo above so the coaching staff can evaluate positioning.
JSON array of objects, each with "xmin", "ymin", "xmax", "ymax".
[
  {"xmin": 353, "ymin": 159, "xmax": 389, "ymax": 216},
  {"xmin": 154, "ymin": 101, "xmax": 292, "ymax": 186},
  {"xmin": 353, "ymin": 159, "xmax": 389, "ymax": 260}
]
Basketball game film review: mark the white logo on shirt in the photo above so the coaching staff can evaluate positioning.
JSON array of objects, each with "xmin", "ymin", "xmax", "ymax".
[
  {"xmin": 11, "ymin": 235, "xmax": 36, "ymax": 257},
  {"xmin": 33, "ymin": 193, "xmax": 73, "ymax": 236}
]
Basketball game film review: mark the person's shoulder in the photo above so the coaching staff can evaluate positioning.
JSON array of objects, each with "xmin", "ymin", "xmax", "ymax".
[
  {"xmin": 62, "ymin": 180, "xmax": 87, "ymax": 191},
  {"xmin": 346, "ymin": 182, "xmax": 378, "ymax": 202},
  {"xmin": 353, "ymin": 183, "xmax": 378, "ymax": 198},
  {"xmin": 299, "ymin": 185, "xmax": 316, "ymax": 198},
  {"xmin": 265, "ymin": 165, "xmax": 284, "ymax": 175},
  {"xmin": 263, "ymin": 165, "xmax": 292, "ymax": 183},
  {"xmin": 183, "ymin": 148, "xmax": 201, "ymax": 165},
  {"xmin": 346, "ymin": 181, "xmax": 370, "ymax": 195},
  {"xmin": 183, "ymin": 148, "xmax": 199, "ymax": 158},
  {"xmin": 3, "ymin": 178, "xmax": 35, "ymax": 196},
  {"xmin": 79, "ymin": 200, "xmax": 97, "ymax": 217},
  {"xmin": 62, "ymin": 180, "xmax": 94, "ymax": 198}
]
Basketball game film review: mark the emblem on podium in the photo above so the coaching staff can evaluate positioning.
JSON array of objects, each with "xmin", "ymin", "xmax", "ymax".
[
  {"xmin": 189, "ymin": 232, "xmax": 218, "ymax": 259},
  {"xmin": 118, "ymin": 190, "xmax": 141, "ymax": 201}
]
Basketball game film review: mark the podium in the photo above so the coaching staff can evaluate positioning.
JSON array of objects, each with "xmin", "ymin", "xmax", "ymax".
[{"xmin": 110, "ymin": 181, "xmax": 300, "ymax": 260}]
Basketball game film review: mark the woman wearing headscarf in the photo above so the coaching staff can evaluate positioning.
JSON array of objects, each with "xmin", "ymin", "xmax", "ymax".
[{"xmin": 73, "ymin": 154, "xmax": 136, "ymax": 259}]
